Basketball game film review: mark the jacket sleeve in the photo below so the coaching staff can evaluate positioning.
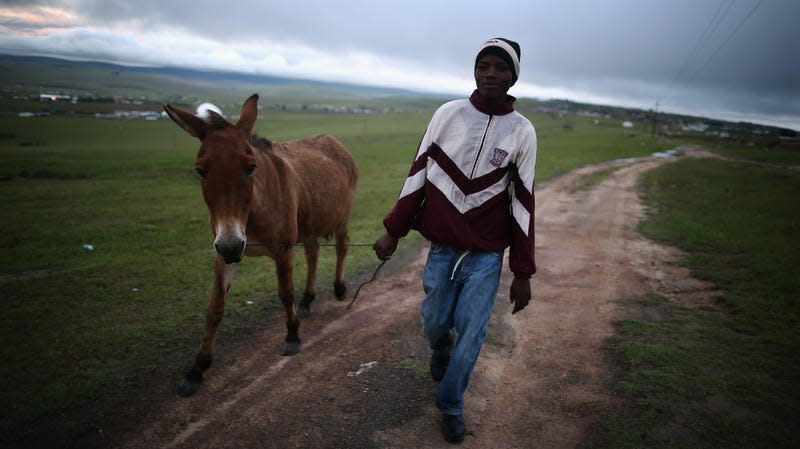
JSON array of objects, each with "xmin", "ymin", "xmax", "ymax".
[
  {"xmin": 382, "ymin": 120, "xmax": 435, "ymax": 238},
  {"xmin": 509, "ymin": 124, "xmax": 537, "ymax": 279}
]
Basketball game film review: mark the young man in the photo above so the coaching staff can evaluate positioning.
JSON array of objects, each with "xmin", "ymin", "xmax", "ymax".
[{"xmin": 373, "ymin": 37, "xmax": 537, "ymax": 443}]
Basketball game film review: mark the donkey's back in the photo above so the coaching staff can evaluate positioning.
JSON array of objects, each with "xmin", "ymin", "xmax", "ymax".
[{"xmin": 262, "ymin": 134, "xmax": 358, "ymax": 239}]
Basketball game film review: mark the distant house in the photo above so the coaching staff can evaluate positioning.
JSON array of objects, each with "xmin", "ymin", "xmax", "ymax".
[
  {"xmin": 681, "ymin": 122, "xmax": 709, "ymax": 132},
  {"xmin": 18, "ymin": 112, "xmax": 34, "ymax": 118},
  {"xmin": 94, "ymin": 110, "xmax": 161, "ymax": 120},
  {"xmin": 622, "ymin": 121, "xmax": 634, "ymax": 128},
  {"xmin": 40, "ymin": 93, "xmax": 71, "ymax": 102}
]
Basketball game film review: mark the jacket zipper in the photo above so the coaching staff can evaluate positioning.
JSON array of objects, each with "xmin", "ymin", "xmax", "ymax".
[{"xmin": 469, "ymin": 115, "xmax": 493, "ymax": 179}]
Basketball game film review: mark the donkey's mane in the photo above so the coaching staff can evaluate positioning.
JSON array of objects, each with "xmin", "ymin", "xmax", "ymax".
[{"xmin": 249, "ymin": 133, "xmax": 272, "ymax": 150}]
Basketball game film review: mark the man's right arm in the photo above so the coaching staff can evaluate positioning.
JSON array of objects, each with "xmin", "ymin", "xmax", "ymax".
[{"xmin": 373, "ymin": 106, "xmax": 446, "ymax": 261}]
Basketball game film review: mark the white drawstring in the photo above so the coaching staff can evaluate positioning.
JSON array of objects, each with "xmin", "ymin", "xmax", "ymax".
[{"xmin": 450, "ymin": 251, "xmax": 470, "ymax": 280}]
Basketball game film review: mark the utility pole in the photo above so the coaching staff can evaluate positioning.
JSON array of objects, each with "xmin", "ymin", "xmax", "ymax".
[{"xmin": 651, "ymin": 100, "xmax": 659, "ymax": 137}]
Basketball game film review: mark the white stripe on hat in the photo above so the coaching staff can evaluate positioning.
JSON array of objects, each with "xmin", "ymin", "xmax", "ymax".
[{"xmin": 479, "ymin": 38, "xmax": 520, "ymax": 79}]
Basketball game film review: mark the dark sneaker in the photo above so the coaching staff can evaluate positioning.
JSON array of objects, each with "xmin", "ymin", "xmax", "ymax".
[
  {"xmin": 430, "ymin": 350, "xmax": 450, "ymax": 381},
  {"xmin": 442, "ymin": 413, "xmax": 466, "ymax": 443}
]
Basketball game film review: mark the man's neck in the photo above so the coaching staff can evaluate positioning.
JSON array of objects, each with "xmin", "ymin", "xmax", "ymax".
[{"xmin": 469, "ymin": 90, "xmax": 515, "ymax": 115}]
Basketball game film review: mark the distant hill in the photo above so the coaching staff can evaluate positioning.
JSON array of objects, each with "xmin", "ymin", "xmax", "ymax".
[
  {"xmin": 1, "ymin": 53, "xmax": 796, "ymax": 137},
  {"xmin": 0, "ymin": 53, "xmax": 441, "ymax": 104}
]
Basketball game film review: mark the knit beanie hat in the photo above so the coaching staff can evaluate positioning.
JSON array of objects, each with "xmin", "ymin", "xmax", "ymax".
[{"xmin": 475, "ymin": 38, "xmax": 521, "ymax": 86}]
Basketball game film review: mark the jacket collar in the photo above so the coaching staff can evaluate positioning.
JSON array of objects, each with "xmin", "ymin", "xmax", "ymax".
[{"xmin": 469, "ymin": 90, "xmax": 516, "ymax": 115}]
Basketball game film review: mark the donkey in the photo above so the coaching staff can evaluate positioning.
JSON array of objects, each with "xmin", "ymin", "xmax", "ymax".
[{"xmin": 164, "ymin": 94, "xmax": 358, "ymax": 397}]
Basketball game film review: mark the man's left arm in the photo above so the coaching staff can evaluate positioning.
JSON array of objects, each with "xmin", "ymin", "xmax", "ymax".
[{"xmin": 508, "ymin": 124, "xmax": 537, "ymax": 314}]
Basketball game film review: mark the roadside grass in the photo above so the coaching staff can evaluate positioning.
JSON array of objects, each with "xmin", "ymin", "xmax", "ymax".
[
  {"xmin": 569, "ymin": 166, "xmax": 621, "ymax": 193},
  {"xmin": 0, "ymin": 110, "xmax": 666, "ymax": 443},
  {"xmin": 397, "ymin": 358, "xmax": 430, "ymax": 378},
  {"xmin": 674, "ymin": 133, "xmax": 800, "ymax": 166},
  {"xmin": 587, "ymin": 153, "xmax": 800, "ymax": 448}
]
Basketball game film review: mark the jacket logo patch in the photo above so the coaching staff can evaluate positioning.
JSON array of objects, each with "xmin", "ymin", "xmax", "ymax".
[{"xmin": 490, "ymin": 148, "xmax": 508, "ymax": 167}]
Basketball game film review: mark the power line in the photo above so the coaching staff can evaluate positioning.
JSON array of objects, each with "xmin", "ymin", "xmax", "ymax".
[
  {"xmin": 666, "ymin": 0, "xmax": 735, "ymax": 92},
  {"xmin": 656, "ymin": 0, "xmax": 765, "ymax": 110},
  {"xmin": 685, "ymin": 0, "xmax": 765, "ymax": 85}
]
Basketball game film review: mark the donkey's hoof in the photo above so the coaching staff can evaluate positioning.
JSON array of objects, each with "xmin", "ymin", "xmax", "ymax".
[
  {"xmin": 283, "ymin": 340, "xmax": 301, "ymax": 356},
  {"xmin": 178, "ymin": 377, "xmax": 202, "ymax": 397},
  {"xmin": 334, "ymin": 281, "xmax": 347, "ymax": 301}
]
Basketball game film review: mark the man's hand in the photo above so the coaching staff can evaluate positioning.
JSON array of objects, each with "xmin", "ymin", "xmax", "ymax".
[
  {"xmin": 510, "ymin": 277, "xmax": 532, "ymax": 314},
  {"xmin": 373, "ymin": 233, "xmax": 399, "ymax": 261}
]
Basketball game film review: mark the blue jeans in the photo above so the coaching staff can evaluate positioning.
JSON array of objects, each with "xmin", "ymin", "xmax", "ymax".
[{"xmin": 421, "ymin": 243, "xmax": 503, "ymax": 415}]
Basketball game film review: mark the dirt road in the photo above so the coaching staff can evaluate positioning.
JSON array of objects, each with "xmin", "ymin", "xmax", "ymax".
[{"xmin": 91, "ymin": 149, "xmax": 717, "ymax": 449}]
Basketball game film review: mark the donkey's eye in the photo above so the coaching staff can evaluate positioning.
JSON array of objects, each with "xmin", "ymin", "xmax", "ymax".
[
  {"xmin": 246, "ymin": 164, "xmax": 256, "ymax": 177},
  {"xmin": 195, "ymin": 167, "xmax": 207, "ymax": 179}
]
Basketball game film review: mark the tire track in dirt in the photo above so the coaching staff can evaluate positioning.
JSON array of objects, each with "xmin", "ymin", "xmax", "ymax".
[{"xmin": 102, "ymin": 148, "xmax": 718, "ymax": 449}]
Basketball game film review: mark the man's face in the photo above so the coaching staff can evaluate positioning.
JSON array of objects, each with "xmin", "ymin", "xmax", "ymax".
[{"xmin": 475, "ymin": 53, "xmax": 513, "ymax": 101}]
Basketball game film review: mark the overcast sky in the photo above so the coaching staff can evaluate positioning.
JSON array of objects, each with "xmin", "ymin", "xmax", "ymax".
[{"xmin": 1, "ymin": 0, "xmax": 798, "ymax": 130}]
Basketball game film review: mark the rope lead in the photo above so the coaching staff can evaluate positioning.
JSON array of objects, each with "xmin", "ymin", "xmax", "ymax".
[{"xmin": 347, "ymin": 260, "xmax": 386, "ymax": 309}]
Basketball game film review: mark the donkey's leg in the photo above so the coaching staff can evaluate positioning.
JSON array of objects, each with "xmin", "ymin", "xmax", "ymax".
[
  {"xmin": 179, "ymin": 257, "xmax": 235, "ymax": 397},
  {"xmin": 333, "ymin": 227, "xmax": 349, "ymax": 300},
  {"xmin": 275, "ymin": 250, "xmax": 301, "ymax": 355},
  {"xmin": 298, "ymin": 239, "xmax": 320, "ymax": 313}
]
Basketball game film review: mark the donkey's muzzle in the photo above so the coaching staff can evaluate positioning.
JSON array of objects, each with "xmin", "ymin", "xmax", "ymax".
[{"xmin": 215, "ymin": 240, "xmax": 245, "ymax": 264}]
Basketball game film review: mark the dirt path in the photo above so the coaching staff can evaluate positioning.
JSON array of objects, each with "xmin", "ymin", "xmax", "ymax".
[{"xmin": 92, "ymin": 148, "xmax": 717, "ymax": 449}]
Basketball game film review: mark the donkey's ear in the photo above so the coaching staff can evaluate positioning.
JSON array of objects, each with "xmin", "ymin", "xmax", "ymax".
[
  {"xmin": 163, "ymin": 104, "xmax": 209, "ymax": 140},
  {"xmin": 236, "ymin": 94, "xmax": 259, "ymax": 137}
]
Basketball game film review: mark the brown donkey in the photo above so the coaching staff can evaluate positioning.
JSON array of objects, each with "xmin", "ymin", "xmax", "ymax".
[{"xmin": 164, "ymin": 94, "xmax": 358, "ymax": 397}]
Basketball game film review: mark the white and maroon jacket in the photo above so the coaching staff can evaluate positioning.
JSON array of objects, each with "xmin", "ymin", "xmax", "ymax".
[{"xmin": 383, "ymin": 90, "xmax": 537, "ymax": 279}]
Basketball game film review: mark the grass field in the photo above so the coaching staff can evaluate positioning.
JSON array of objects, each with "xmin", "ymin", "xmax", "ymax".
[
  {"xmin": 587, "ymin": 145, "xmax": 800, "ymax": 448},
  {"xmin": 0, "ymin": 108, "xmax": 668, "ymax": 441}
]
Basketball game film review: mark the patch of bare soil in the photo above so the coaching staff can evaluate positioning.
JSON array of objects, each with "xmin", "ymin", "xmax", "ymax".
[{"xmin": 72, "ymin": 146, "xmax": 719, "ymax": 449}]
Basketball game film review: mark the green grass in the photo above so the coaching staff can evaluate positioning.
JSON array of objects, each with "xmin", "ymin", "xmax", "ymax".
[
  {"xmin": 672, "ymin": 134, "xmax": 800, "ymax": 166},
  {"xmin": 569, "ymin": 166, "xmax": 621, "ymax": 193},
  {"xmin": 587, "ymin": 153, "xmax": 800, "ymax": 448},
  {"xmin": 0, "ymin": 107, "xmax": 667, "ymax": 443},
  {"xmin": 397, "ymin": 357, "xmax": 429, "ymax": 377}
]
